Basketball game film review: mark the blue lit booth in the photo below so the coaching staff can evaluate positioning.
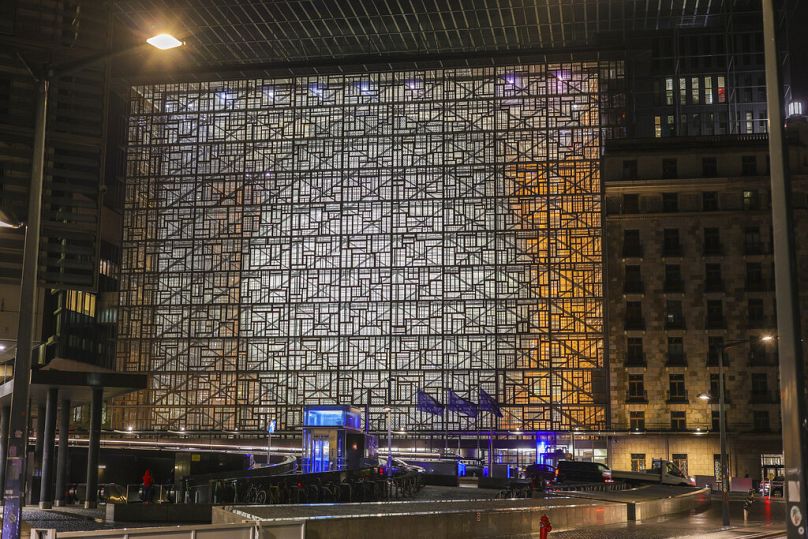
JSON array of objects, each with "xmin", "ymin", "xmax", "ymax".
[{"xmin": 302, "ymin": 405, "xmax": 377, "ymax": 473}]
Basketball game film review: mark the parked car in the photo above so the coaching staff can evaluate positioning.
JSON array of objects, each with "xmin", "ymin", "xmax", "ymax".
[
  {"xmin": 760, "ymin": 476, "xmax": 784, "ymax": 496},
  {"xmin": 525, "ymin": 463, "xmax": 556, "ymax": 488},
  {"xmin": 554, "ymin": 460, "xmax": 612, "ymax": 483},
  {"xmin": 378, "ymin": 457, "xmax": 425, "ymax": 476}
]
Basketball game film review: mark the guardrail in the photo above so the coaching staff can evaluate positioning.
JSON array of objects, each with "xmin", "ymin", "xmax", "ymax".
[{"xmin": 30, "ymin": 520, "xmax": 304, "ymax": 539}]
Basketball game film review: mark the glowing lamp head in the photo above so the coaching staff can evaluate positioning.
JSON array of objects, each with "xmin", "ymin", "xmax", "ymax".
[
  {"xmin": 146, "ymin": 33, "xmax": 184, "ymax": 50},
  {"xmin": 698, "ymin": 392, "xmax": 711, "ymax": 401},
  {"xmin": 127, "ymin": 426, "xmax": 133, "ymax": 432},
  {"xmin": 0, "ymin": 344, "xmax": 5, "ymax": 352},
  {"xmin": 760, "ymin": 334, "xmax": 775, "ymax": 343}
]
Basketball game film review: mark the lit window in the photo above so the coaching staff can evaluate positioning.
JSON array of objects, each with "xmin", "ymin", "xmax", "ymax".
[
  {"xmin": 665, "ymin": 78, "xmax": 674, "ymax": 105},
  {"xmin": 679, "ymin": 78, "xmax": 687, "ymax": 105},
  {"xmin": 704, "ymin": 77, "xmax": 713, "ymax": 104},
  {"xmin": 654, "ymin": 116, "xmax": 662, "ymax": 138},
  {"xmin": 717, "ymin": 76, "xmax": 726, "ymax": 103},
  {"xmin": 745, "ymin": 111, "xmax": 754, "ymax": 133},
  {"xmin": 691, "ymin": 77, "xmax": 700, "ymax": 104}
]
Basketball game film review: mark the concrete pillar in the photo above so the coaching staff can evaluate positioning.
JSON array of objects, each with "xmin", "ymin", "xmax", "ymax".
[
  {"xmin": 0, "ymin": 405, "xmax": 10, "ymax": 505},
  {"xmin": 54, "ymin": 398, "xmax": 70, "ymax": 507},
  {"xmin": 84, "ymin": 387, "xmax": 102, "ymax": 509},
  {"xmin": 27, "ymin": 402, "xmax": 46, "ymax": 505},
  {"xmin": 39, "ymin": 388, "xmax": 58, "ymax": 508}
]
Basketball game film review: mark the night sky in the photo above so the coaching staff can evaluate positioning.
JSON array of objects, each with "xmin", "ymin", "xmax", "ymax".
[{"xmin": 789, "ymin": 1, "xmax": 808, "ymax": 104}]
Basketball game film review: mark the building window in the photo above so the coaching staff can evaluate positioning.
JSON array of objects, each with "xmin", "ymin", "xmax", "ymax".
[
  {"xmin": 65, "ymin": 290, "xmax": 97, "ymax": 318},
  {"xmin": 623, "ymin": 229, "xmax": 642, "ymax": 257},
  {"xmin": 707, "ymin": 300, "xmax": 725, "ymax": 328},
  {"xmin": 672, "ymin": 454, "xmax": 689, "ymax": 476},
  {"xmin": 753, "ymin": 411, "xmax": 770, "ymax": 432},
  {"xmin": 654, "ymin": 115, "xmax": 662, "ymax": 138},
  {"xmin": 663, "ymin": 228, "xmax": 681, "ymax": 256},
  {"xmin": 746, "ymin": 263, "xmax": 764, "ymax": 291},
  {"xmin": 667, "ymin": 337, "xmax": 686, "ymax": 366},
  {"xmin": 665, "ymin": 77, "xmax": 674, "ymax": 105},
  {"xmin": 666, "ymin": 115, "xmax": 675, "ymax": 135},
  {"xmin": 662, "ymin": 158, "xmax": 678, "ymax": 179},
  {"xmin": 691, "ymin": 77, "xmax": 700, "ymax": 104},
  {"xmin": 625, "ymin": 301, "xmax": 644, "ymax": 330},
  {"xmin": 704, "ymin": 77, "xmax": 713, "ymax": 104},
  {"xmin": 705, "ymin": 112, "xmax": 715, "ymax": 135},
  {"xmin": 742, "ymin": 156, "xmax": 757, "ymax": 176},
  {"xmin": 662, "ymin": 192, "xmax": 678, "ymax": 212},
  {"xmin": 666, "ymin": 301, "xmax": 685, "ymax": 329},
  {"xmin": 622, "ymin": 193, "xmax": 639, "ymax": 213},
  {"xmin": 679, "ymin": 78, "xmax": 687, "ymax": 105},
  {"xmin": 743, "ymin": 189, "xmax": 760, "ymax": 210},
  {"xmin": 702, "ymin": 157, "xmax": 718, "ymax": 178},
  {"xmin": 745, "ymin": 111, "xmax": 754, "ymax": 133},
  {"xmin": 702, "ymin": 191, "xmax": 718, "ymax": 210},
  {"xmin": 664, "ymin": 264, "xmax": 683, "ymax": 292},
  {"xmin": 717, "ymin": 76, "xmax": 726, "ymax": 103},
  {"xmin": 708, "ymin": 336, "xmax": 724, "ymax": 366},
  {"xmin": 631, "ymin": 453, "xmax": 647, "ymax": 472},
  {"xmin": 630, "ymin": 412, "xmax": 646, "ymax": 431},
  {"xmin": 626, "ymin": 337, "xmax": 645, "ymax": 366},
  {"xmin": 671, "ymin": 411, "xmax": 687, "ymax": 431},
  {"xmin": 712, "ymin": 411, "xmax": 721, "ymax": 431},
  {"xmin": 622, "ymin": 160, "xmax": 639, "ymax": 180},
  {"xmin": 624, "ymin": 265, "xmax": 643, "ymax": 293},
  {"xmin": 744, "ymin": 226, "xmax": 763, "ymax": 255},
  {"xmin": 748, "ymin": 299, "xmax": 765, "ymax": 327},
  {"xmin": 705, "ymin": 263, "xmax": 722, "ymax": 292},
  {"xmin": 628, "ymin": 374, "xmax": 646, "ymax": 402},
  {"xmin": 751, "ymin": 372, "xmax": 768, "ymax": 397},
  {"xmin": 703, "ymin": 227, "xmax": 721, "ymax": 255}
]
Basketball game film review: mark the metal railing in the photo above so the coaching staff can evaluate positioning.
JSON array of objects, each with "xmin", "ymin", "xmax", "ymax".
[{"xmin": 30, "ymin": 520, "xmax": 305, "ymax": 539}]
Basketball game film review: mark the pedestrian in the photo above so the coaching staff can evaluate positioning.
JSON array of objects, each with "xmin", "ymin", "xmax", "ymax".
[{"xmin": 142, "ymin": 468, "xmax": 154, "ymax": 503}]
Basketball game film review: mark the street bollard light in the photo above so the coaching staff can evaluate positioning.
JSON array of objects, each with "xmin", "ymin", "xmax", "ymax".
[{"xmin": 384, "ymin": 407, "xmax": 392, "ymax": 478}]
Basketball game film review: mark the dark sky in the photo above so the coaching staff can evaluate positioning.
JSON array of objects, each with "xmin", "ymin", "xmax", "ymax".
[{"xmin": 788, "ymin": 1, "xmax": 808, "ymax": 104}]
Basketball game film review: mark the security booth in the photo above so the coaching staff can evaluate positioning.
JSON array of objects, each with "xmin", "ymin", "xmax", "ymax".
[{"xmin": 301, "ymin": 405, "xmax": 377, "ymax": 473}]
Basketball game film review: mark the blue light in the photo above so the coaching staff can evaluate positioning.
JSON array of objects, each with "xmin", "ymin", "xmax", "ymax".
[
  {"xmin": 457, "ymin": 461, "xmax": 467, "ymax": 477},
  {"xmin": 309, "ymin": 83, "xmax": 323, "ymax": 96}
]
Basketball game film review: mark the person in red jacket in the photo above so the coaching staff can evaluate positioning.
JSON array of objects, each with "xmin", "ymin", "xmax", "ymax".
[{"xmin": 142, "ymin": 469, "xmax": 154, "ymax": 503}]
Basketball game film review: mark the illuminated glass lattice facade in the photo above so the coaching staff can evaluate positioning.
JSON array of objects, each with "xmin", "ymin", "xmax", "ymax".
[{"xmin": 117, "ymin": 62, "xmax": 620, "ymax": 433}]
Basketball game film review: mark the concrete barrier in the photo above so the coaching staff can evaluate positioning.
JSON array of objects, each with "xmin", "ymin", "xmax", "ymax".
[
  {"xmin": 630, "ymin": 487, "xmax": 711, "ymax": 521},
  {"xmin": 105, "ymin": 503, "xmax": 213, "ymax": 523},
  {"xmin": 216, "ymin": 498, "xmax": 627, "ymax": 538}
]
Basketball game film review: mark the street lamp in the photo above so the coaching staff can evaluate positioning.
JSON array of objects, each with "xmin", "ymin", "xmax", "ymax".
[
  {"xmin": 1, "ymin": 33, "xmax": 183, "ymax": 539},
  {"xmin": 704, "ymin": 334, "xmax": 775, "ymax": 528}
]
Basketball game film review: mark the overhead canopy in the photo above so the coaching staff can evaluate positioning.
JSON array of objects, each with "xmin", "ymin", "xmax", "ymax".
[{"xmin": 111, "ymin": 0, "xmax": 757, "ymax": 81}]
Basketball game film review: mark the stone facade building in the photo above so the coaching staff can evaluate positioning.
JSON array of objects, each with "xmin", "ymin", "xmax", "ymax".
[{"xmin": 603, "ymin": 120, "xmax": 808, "ymax": 481}]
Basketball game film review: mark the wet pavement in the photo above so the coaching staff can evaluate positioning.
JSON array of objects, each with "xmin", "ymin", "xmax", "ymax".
[{"xmin": 551, "ymin": 496, "xmax": 786, "ymax": 538}]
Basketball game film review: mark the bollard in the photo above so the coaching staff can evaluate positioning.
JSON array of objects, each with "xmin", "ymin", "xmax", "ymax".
[{"xmin": 540, "ymin": 514, "xmax": 552, "ymax": 539}]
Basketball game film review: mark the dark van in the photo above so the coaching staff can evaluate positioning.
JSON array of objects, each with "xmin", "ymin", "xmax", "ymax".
[{"xmin": 554, "ymin": 460, "xmax": 612, "ymax": 483}]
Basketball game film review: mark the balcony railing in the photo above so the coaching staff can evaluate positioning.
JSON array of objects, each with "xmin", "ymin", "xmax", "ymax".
[
  {"xmin": 625, "ymin": 319, "xmax": 645, "ymax": 330},
  {"xmin": 706, "ymin": 317, "xmax": 725, "ymax": 329},
  {"xmin": 665, "ymin": 317, "xmax": 686, "ymax": 330},
  {"xmin": 625, "ymin": 354, "xmax": 647, "ymax": 367},
  {"xmin": 623, "ymin": 244, "xmax": 643, "ymax": 258},
  {"xmin": 664, "ymin": 279, "xmax": 684, "ymax": 293},
  {"xmin": 624, "ymin": 281, "xmax": 644, "ymax": 294},
  {"xmin": 703, "ymin": 243, "xmax": 723, "ymax": 256},
  {"xmin": 666, "ymin": 353, "xmax": 687, "ymax": 367},
  {"xmin": 744, "ymin": 242, "xmax": 765, "ymax": 256},
  {"xmin": 627, "ymin": 391, "xmax": 648, "ymax": 403},
  {"xmin": 704, "ymin": 280, "xmax": 724, "ymax": 293},
  {"xmin": 666, "ymin": 390, "xmax": 689, "ymax": 404}
]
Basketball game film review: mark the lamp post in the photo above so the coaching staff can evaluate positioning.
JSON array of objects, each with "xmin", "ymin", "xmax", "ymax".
[
  {"xmin": 384, "ymin": 407, "xmax": 392, "ymax": 478},
  {"xmin": 761, "ymin": 2, "xmax": 808, "ymax": 537},
  {"xmin": 0, "ymin": 33, "xmax": 183, "ymax": 539},
  {"xmin": 699, "ymin": 335, "xmax": 775, "ymax": 528}
]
